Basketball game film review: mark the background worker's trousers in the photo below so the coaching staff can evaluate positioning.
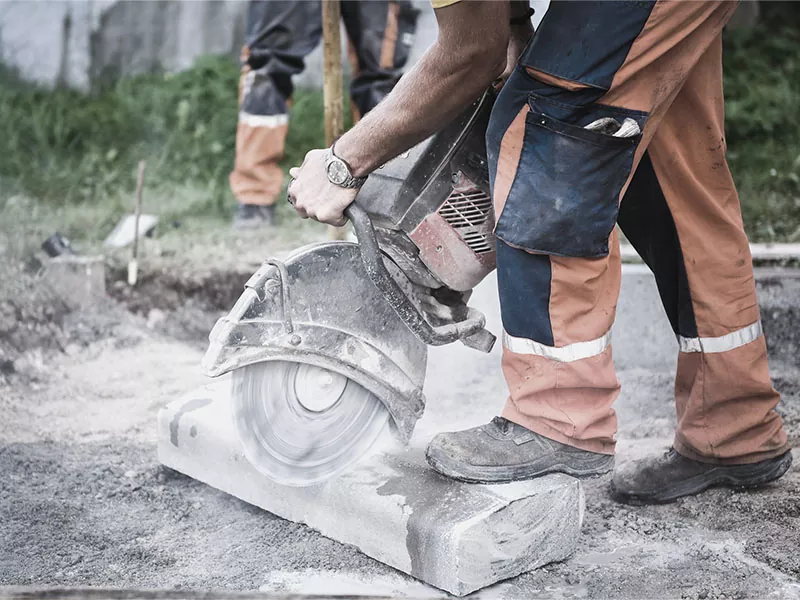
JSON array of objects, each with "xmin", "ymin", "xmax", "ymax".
[
  {"xmin": 230, "ymin": 0, "xmax": 418, "ymax": 207},
  {"xmin": 487, "ymin": 0, "xmax": 789, "ymax": 464}
]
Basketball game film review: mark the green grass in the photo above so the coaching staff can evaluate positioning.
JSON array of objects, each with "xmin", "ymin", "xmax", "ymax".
[
  {"xmin": 1, "ymin": 56, "xmax": 235, "ymax": 214},
  {"xmin": 723, "ymin": 4, "xmax": 800, "ymax": 242},
  {"xmin": 0, "ymin": 13, "xmax": 799, "ymax": 244},
  {"xmin": 0, "ymin": 55, "xmax": 339, "ymax": 247}
]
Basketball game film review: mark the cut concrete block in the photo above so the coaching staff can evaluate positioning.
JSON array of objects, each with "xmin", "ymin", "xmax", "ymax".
[
  {"xmin": 43, "ymin": 255, "xmax": 106, "ymax": 309},
  {"xmin": 158, "ymin": 380, "xmax": 584, "ymax": 596}
]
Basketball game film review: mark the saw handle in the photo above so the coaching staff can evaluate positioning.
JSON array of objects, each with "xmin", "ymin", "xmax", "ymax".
[{"xmin": 345, "ymin": 203, "xmax": 493, "ymax": 349}]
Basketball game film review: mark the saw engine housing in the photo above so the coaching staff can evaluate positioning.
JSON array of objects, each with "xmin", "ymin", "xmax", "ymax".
[
  {"xmin": 203, "ymin": 92, "xmax": 497, "ymax": 484},
  {"xmin": 357, "ymin": 91, "xmax": 496, "ymax": 292}
]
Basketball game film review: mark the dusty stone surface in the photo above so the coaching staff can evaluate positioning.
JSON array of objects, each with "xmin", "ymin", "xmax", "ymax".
[
  {"xmin": 158, "ymin": 382, "xmax": 584, "ymax": 596},
  {"xmin": 1, "ymin": 265, "xmax": 799, "ymax": 599}
]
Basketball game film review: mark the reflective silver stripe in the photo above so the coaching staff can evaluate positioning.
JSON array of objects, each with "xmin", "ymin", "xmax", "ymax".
[
  {"xmin": 677, "ymin": 321, "xmax": 763, "ymax": 354},
  {"xmin": 502, "ymin": 329, "xmax": 611, "ymax": 363},
  {"xmin": 238, "ymin": 112, "xmax": 289, "ymax": 128}
]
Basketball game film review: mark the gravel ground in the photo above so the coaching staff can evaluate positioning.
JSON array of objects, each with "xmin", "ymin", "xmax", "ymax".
[{"xmin": 1, "ymin": 261, "xmax": 798, "ymax": 599}]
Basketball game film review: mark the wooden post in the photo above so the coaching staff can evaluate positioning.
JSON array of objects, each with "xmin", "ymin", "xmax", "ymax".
[
  {"xmin": 321, "ymin": 0, "xmax": 348, "ymax": 240},
  {"xmin": 128, "ymin": 160, "xmax": 147, "ymax": 286}
]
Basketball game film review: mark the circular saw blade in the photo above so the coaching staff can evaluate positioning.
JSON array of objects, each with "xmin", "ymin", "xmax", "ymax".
[{"xmin": 231, "ymin": 360, "xmax": 390, "ymax": 487}]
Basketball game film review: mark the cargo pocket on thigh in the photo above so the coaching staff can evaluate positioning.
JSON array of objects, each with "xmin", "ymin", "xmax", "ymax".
[{"xmin": 495, "ymin": 96, "xmax": 643, "ymax": 258}]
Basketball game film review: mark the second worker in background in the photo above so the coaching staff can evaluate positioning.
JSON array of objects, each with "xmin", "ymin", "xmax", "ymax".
[{"xmin": 230, "ymin": 0, "xmax": 418, "ymax": 230}]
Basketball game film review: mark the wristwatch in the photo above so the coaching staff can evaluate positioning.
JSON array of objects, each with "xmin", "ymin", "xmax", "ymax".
[{"xmin": 325, "ymin": 143, "xmax": 368, "ymax": 189}]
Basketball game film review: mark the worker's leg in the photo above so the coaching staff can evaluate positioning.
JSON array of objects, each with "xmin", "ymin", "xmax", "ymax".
[
  {"xmin": 611, "ymin": 37, "xmax": 790, "ymax": 503},
  {"xmin": 340, "ymin": 1, "xmax": 418, "ymax": 118},
  {"xmin": 620, "ymin": 83, "xmax": 788, "ymax": 464},
  {"xmin": 428, "ymin": 1, "xmax": 789, "ymax": 487},
  {"xmin": 496, "ymin": 0, "xmax": 737, "ymax": 454},
  {"xmin": 230, "ymin": 1, "xmax": 321, "ymax": 227}
]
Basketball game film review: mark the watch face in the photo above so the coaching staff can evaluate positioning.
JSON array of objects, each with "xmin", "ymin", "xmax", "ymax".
[{"xmin": 327, "ymin": 159, "xmax": 349, "ymax": 185}]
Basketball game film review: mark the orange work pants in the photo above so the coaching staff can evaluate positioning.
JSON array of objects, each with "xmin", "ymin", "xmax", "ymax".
[{"xmin": 487, "ymin": 0, "xmax": 788, "ymax": 464}]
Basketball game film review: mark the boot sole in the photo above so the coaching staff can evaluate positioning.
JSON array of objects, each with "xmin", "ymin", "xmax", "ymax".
[
  {"xmin": 426, "ymin": 447, "xmax": 615, "ymax": 484},
  {"xmin": 611, "ymin": 450, "xmax": 794, "ymax": 505}
]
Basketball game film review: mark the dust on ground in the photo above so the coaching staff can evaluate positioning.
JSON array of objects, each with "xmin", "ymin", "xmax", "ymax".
[{"xmin": 1, "ymin": 227, "xmax": 799, "ymax": 599}]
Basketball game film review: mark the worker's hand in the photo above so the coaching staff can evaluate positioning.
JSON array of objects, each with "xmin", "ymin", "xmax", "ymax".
[
  {"xmin": 287, "ymin": 149, "xmax": 358, "ymax": 227},
  {"xmin": 494, "ymin": 22, "xmax": 534, "ymax": 89}
]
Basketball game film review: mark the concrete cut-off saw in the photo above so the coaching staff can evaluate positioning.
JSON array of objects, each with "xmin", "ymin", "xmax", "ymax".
[{"xmin": 203, "ymin": 93, "xmax": 497, "ymax": 486}]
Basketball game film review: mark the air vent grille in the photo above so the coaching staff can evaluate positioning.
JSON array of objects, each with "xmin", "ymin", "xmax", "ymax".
[{"xmin": 438, "ymin": 183, "xmax": 495, "ymax": 254}]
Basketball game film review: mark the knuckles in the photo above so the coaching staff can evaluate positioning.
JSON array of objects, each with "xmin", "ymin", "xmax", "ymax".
[{"xmin": 289, "ymin": 148, "xmax": 353, "ymax": 225}]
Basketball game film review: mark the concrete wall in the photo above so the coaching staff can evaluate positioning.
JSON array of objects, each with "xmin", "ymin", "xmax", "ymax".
[
  {"xmin": 0, "ymin": 0, "xmax": 549, "ymax": 91},
  {"xmin": 0, "ymin": 0, "xmax": 101, "ymax": 89},
  {"xmin": 0, "ymin": 1, "xmax": 246, "ymax": 90}
]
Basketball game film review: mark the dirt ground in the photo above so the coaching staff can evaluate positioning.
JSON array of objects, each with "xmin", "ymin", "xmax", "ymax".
[{"xmin": 1, "ymin": 235, "xmax": 799, "ymax": 600}]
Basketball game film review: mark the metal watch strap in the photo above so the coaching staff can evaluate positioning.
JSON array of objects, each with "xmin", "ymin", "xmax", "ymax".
[{"xmin": 327, "ymin": 143, "xmax": 368, "ymax": 189}]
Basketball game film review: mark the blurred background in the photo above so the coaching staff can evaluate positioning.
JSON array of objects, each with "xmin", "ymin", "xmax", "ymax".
[
  {"xmin": 0, "ymin": 0, "xmax": 798, "ymax": 341},
  {"xmin": 0, "ymin": 1, "xmax": 797, "ymax": 245}
]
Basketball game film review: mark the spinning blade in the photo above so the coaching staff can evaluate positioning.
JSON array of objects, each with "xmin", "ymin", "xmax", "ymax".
[{"xmin": 231, "ymin": 360, "xmax": 390, "ymax": 486}]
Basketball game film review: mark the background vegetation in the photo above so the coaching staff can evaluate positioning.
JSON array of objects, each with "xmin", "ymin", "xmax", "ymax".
[
  {"xmin": 723, "ymin": 3, "xmax": 800, "ymax": 241},
  {"xmin": 0, "ymin": 5, "xmax": 798, "ymax": 243}
]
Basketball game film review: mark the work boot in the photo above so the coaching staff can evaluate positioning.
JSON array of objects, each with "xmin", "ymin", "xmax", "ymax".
[
  {"xmin": 611, "ymin": 448, "xmax": 793, "ymax": 505},
  {"xmin": 425, "ymin": 417, "xmax": 615, "ymax": 483},
  {"xmin": 233, "ymin": 203, "xmax": 276, "ymax": 230}
]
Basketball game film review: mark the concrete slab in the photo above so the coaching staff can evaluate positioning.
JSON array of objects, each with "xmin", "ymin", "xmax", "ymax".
[{"xmin": 158, "ymin": 380, "xmax": 584, "ymax": 597}]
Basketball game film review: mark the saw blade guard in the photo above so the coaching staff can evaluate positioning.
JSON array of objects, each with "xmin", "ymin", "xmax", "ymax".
[{"xmin": 202, "ymin": 241, "xmax": 428, "ymax": 445}]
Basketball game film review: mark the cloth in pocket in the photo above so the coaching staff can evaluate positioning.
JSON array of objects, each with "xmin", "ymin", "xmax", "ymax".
[{"xmin": 495, "ymin": 95, "xmax": 645, "ymax": 258}]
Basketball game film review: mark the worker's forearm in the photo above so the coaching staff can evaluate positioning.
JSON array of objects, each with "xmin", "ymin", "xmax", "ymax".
[{"xmin": 335, "ymin": 41, "xmax": 504, "ymax": 178}]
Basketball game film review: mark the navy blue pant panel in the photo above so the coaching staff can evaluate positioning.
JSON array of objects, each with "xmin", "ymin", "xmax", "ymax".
[
  {"xmin": 341, "ymin": 1, "xmax": 419, "ymax": 115},
  {"xmin": 521, "ymin": 0, "xmax": 656, "ymax": 90},
  {"xmin": 243, "ymin": 1, "xmax": 321, "ymax": 116},
  {"xmin": 243, "ymin": 1, "xmax": 417, "ymax": 118},
  {"xmin": 488, "ymin": 65, "xmax": 647, "ymax": 259},
  {"xmin": 496, "ymin": 238, "xmax": 554, "ymax": 346},
  {"xmin": 618, "ymin": 152, "xmax": 699, "ymax": 338}
]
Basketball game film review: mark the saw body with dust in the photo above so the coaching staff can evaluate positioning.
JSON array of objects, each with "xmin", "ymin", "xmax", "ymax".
[{"xmin": 203, "ymin": 93, "xmax": 497, "ymax": 486}]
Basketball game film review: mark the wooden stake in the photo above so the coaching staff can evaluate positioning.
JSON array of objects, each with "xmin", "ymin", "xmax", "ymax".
[
  {"xmin": 128, "ymin": 160, "xmax": 146, "ymax": 286},
  {"xmin": 322, "ymin": 0, "xmax": 344, "ymax": 147},
  {"xmin": 321, "ymin": 0, "xmax": 348, "ymax": 240}
]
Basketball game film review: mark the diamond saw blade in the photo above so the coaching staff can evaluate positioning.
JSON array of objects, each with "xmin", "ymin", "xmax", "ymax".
[{"xmin": 231, "ymin": 360, "xmax": 390, "ymax": 487}]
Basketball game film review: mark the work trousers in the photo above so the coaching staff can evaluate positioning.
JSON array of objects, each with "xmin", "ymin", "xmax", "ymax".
[
  {"xmin": 488, "ymin": 0, "xmax": 788, "ymax": 464},
  {"xmin": 230, "ymin": 0, "xmax": 418, "ymax": 206}
]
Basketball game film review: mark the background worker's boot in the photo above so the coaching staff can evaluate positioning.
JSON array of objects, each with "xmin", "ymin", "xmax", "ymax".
[
  {"xmin": 233, "ymin": 203, "xmax": 276, "ymax": 231},
  {"xmin": 611, "ymin": 448, "xmax": 793, "ymax": 505},
  {"xmin": 426, "ymin": 417, "xmax": 614, "ymax": 483}
]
